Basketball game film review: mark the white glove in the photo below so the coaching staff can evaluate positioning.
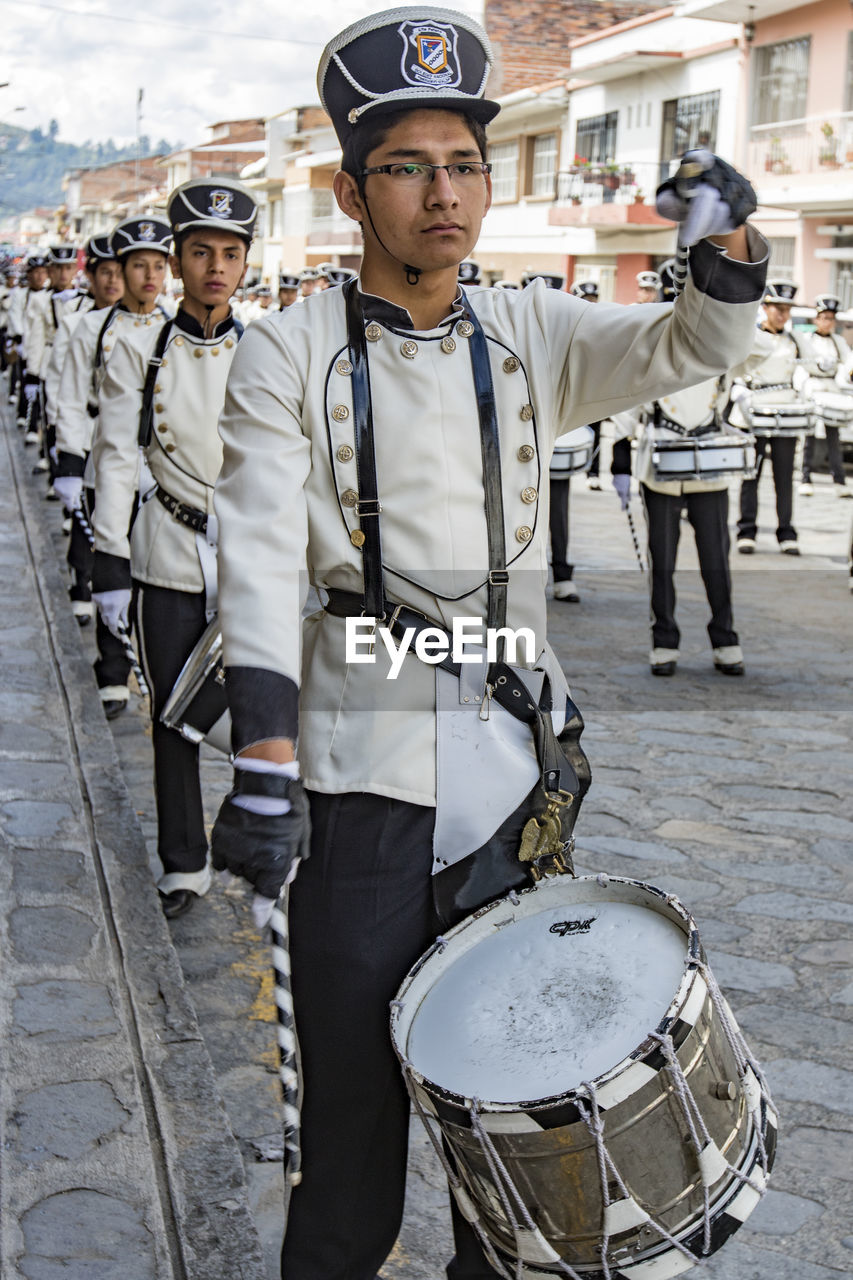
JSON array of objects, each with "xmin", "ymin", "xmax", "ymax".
[
  {"xmin": 53, "ymin": 475, "xmax": 83, "ymax": 510},
  {"xmin": 23, "ymin": 381, "xmax": 39, "ymax": 403},
  {"xmin": 612, "ymin": 474, "xmax": 631, "ymax": 510},
  {"xmin": 656, "ymin": 149, "xmax": 756, "ymax": 248},
  {"xmin": 93, "ymin": 588, "xmax": 131, "ymax": 637}
]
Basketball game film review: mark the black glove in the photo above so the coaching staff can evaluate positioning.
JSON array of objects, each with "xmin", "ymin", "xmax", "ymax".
[
  {"xmin": 656, "ymin": 149, "xmax": 756, "ymax": 246},
  {"xmin": 211, "ymin": 771, "xmax": 311, "ymax": 901}
]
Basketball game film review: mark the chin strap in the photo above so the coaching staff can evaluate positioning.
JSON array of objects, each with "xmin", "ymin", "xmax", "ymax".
[
  {"xmin": 203, "ymin": 304, "xmax": 214, "ymax": 339},
  {"xmin": 362, "ymin": 195, "xmax": 424, "ymax": 288}
]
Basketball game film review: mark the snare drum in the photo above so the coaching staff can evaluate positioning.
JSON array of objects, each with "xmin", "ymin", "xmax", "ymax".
[
  {"xmin": 550, "ymin": 425, "xmax": 595, "ymax": 479},
  {"xmin": 651, "ymin": 431, "xmax": 756, "ymax": 484},
  {"xmin": 392, "ymin": 876, "xmax": 776, "ymax": 1278},
  {"xmin": 740, "ymin": 391, "xmax": 814, "ymax": 436},
  {"xmin": 160, "ymin": 618, "xmax": 231, "ymax": 755},
  {"xmin": 812, "ymin": 387, "xmax": 853, "ymax": 429}
]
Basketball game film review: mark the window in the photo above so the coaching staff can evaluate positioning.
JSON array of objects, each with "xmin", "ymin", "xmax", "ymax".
[
  {"xmin": 488, "ymin": 139, "xmax": 519, "ymax": 202},
  {"xmin": 530, "ymin": 133, "xmax": 558, "ymax": 198},
  {"xmin": 575, "ymin": 112, "xmax": 618, "ymax": 164},
  {"xmin": 751, "ymin": 38, "xmax": 810, "ymax": 126},
  {"xmin": 768, "ymin": 237, "xmax": 796, "ymax": 281},
  {"xmin": 661, "ymin": 91, "xmax": 720, "ymax": 163},
  {"xmin": 830, "ymin": 234, "xmax": 853, "ymax": 310}
]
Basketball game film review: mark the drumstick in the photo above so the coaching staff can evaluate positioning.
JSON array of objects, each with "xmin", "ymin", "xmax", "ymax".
[
  {"xmin": 69, "ymin": 505, "xmax": 151, "ymax": 702},
  {"xmin": 625, "ymin": 505, "xmax": 646, "ymax": 572},
  {"xmin": 269, "ymin": 894, "xmax": 302, "ymax": 1185}
]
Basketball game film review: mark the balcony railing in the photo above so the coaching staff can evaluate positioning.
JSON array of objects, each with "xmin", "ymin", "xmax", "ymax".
[
  {"xmin": 554, "ymin": 160, "xmax": 672, "ymax": 207},
  {"xmin": 748, "ymin": 111, "xmax": 853, "ymax": 179}
]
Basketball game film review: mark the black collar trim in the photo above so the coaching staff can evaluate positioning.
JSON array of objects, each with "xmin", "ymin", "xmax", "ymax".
[
  {"xmin": 174, "ymin": 308, "xmax": 237, "ymax": 339},
  {"xmin": 358, "ymin": 285, "xmax": 464, "ymax": 333}
]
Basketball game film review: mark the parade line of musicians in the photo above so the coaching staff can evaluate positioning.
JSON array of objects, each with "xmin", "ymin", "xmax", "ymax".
[{"xmin": 1, "ymin": 181, "xmax": 852, "ymax": 920}]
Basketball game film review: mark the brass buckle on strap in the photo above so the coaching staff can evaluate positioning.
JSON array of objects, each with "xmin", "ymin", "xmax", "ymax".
[{"xmin": 518, "ymin": 790, "xmax": 576, "ymax": 881}]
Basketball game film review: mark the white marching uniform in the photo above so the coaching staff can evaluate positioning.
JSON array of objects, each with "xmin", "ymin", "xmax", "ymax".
[
  {"xmin": 27, "ymin": 288, "xmax": 93, "ymax": 385},
  {"xmin": 215, "ymin": 228, "xmax": 769, "ymax": 823},
  {"xmin": 794, "ymin": 328, "xmax": 852, "ymax": 491}
]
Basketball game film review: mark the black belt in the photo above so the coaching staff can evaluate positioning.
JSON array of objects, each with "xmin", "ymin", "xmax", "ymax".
[
  {"xmin": 655, "ymin": 414, "xmax": 717, "ymax": 438},
  {"xmin": 155, "ymin": 485, "xmax": 208, "ymax": 534}
]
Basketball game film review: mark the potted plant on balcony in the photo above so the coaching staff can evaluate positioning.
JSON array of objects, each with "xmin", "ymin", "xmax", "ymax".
[
  {"xmin": 819, "ymin": 122, "xmax": 839, "ymax": 167},
  {"xmin": 766, "ymin": 137, "xmax": 791, "ymax": 175},
  {"xmin": 621, "ymin": 164, "xmax": 635, "ymax": 186},
  {"xmin": 633, "ymin": 188, "xmax": 645, "ymax": 205},
  {"xmin": 603, "ymin": 163, "xmax": 620, "ymax": 190}
]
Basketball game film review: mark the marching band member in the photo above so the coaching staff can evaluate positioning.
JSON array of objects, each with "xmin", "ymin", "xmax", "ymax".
[
  {"xmin": 54, "ymin": 219, "xmax": 172, "ymax": 715},
  {"xmin": 10, "ymin": 252, "xmax": 48, "ymax": 433},
  {"xmin": 91, "ymin": 180, "xmax": 256, "ymax": 918},
  {"xmin": 635, "ymin": 269, "xmax": 661, "ymax": 304},
  {"xmin": 733, "ymin": 279, "xmax": 803, "ymax": 555},
  {"xmin": 612, "ymin": 260, "xmax": 744, "ymax": 676},
  {"xmin": 277, "ymin": 271, "xmax": 301, "ymax": 309},
  {"xmin": 210, "ymin": 8, "xmax": 768, "ymax": 1278},
  {"xmin": 797, "ymin": 294, "xmax": 852, "ymax": 498}
]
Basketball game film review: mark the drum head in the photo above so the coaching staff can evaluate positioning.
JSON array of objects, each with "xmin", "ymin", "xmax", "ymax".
[{"xmin": 396, "ymin": 877, "xmax": 693, "ymax": 1105}]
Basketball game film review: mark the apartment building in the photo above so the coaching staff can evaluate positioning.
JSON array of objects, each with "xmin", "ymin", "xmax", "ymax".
[{"xmin": 682, "ymin": 0, "xmax": 853, "ymax": 306}]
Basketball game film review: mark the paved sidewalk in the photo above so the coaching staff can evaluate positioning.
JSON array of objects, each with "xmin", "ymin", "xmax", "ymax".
[
  {"xmin": 2, "ymin": 395, "xmax": 851, "ymax": 1280},
  {"xmin": 0, "ymin": 404, "xmax": 266, "ymax": 1280}
]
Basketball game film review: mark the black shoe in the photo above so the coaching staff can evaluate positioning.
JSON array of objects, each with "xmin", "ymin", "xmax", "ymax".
[
  {"xmin": 651, "ymin": 661, "xmax": 676, "ymax": 677},
  {"xmin": 159, "ymin": 889, "xmax": 196, "ymax": 919},
  {"xmin": 715, "ymin": 661, "xmax": 744, "ymax": 676},
  {"xmin": 102, "ymin": 698, "xmax": 128, "ymax": 721}
]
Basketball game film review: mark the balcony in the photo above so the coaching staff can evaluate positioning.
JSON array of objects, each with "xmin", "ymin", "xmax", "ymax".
[
  {"xmin": 550, "ymin": 160, "xmax": 673, "ymax": 231},
  {"xmin": 748, "ymin": 112, "xmax": 853, "ymax": 214}
]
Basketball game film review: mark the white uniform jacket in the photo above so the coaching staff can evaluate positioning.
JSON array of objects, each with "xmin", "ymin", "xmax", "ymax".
[
  {"xmin": 55, "ymin": 305, "xmax": 166, "ymax": 468},
  {"xmin": 215, "ymin": 229, "xmax": 769, "ymax": 806},
  {"xmin": 93, "ymin": 309, "xmax": 241, "ymax": 593},
  {"xmin": 793, "ymin": 330, "xmax": 852, "ymax": 396},
  {"xmin": 27, "ymin": 289, "xmax": 93, "ymax": 383},
  {"xmin": 728, "ymin": 324, "xmax": 804, "ymax": 431},
  {"xmin": 618, "ymin": 377, "xmax": 735, "ymax": 498},
  {"xmin": 45, "ymin": 309, "xmax": 89, "ymax": 427}
]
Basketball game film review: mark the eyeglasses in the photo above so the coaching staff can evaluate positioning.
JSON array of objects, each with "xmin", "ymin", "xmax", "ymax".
[{"xmin": 357, "ymin": 162, "xmax": 492, "ymax": 188}]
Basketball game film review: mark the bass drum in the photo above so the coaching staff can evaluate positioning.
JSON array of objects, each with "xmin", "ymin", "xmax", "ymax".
[
  {"xmin": 550, "ymin": 426, "xmax": 595, "ymax": 479},
  {"xmin": 391, "ymin": 875, "xmax": 777, "ymax": 1279},
  {"xmin": 160, "ymin": 617, "xmax": 231, "ymax": 755}
]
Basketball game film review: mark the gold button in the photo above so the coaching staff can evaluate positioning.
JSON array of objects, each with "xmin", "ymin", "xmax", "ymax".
[
  {"xmin": 224, "ymin": 338, "xmax": 234, "ymax": 349},
  {"xmin": 336, "ymin": 358, "xmax": 353, "ymax": 376},
  {"xmin": 516, "ymin": 525, "xmax": 532, "ymax": 543},
  {"xmin": 337, "ymin": 444, "xmax": 354, "ymax": 463},
  {"xmin": 211, "ymin": 346, "xmax": 220, "ymax": 356},
  {"xmin": 157, "ymin": 424, "xmax": 168, "ymax": 433},
  {"xmin": 521, "ymin": 486, "xmax": 538, "ymax": 504},
  {"xmin": 106, "ymin": 329, "xmax": 114, "ymax": 337},
  {"xmin": 166, "ymin": 443, "xmax": 176, "ymax": 453},
  {"xmin": 103, "ymin": 343, "xmax": 111, "ymax": 352},
  {"xmin": 503, "ymin": 356, "xmax": 520, "ymax": 374},
  {"xmin": 518, "ymin": 444, "xmax": 535, "ymax": 462},
  {"xmin": 365, "ymin": 323, "xmax": 382, "ymax": 342},
  {"xmin": 155, "ymin": 403, "xmax": 164, "ymax": 414},
  {"xmin": 350, "ymin": 529, "xmax": 366, "ymax": 547},
  {"xmin": 341, "ymin": 488, "xmax": 358, "ymax": 507},
  {"xmin": 332, "ymin": 404, "xmax": 349, "ymax": 422},
  {"xmin": 193, "ymin": 348, "xmax": 204, "ymax": 359},
  {"xmin": 521, "ymin": 404, "xmax": 534, "ymax": 421},
  {"xmin": 154, "ymin": 384, "xmax": 162, "ymax": 394},
  {"xmin": 161, "ymin": 358, "xmax": 168, "ymax": 366},
  {"xmin": 400, "ymin": 340, "xmax": 418, "ymax": 359},
  {"xmin": 456, "ymin": 320, "xmax": 474, "ymax": 337},
  {"xmin": 174, "ymin": 336, "xmax": 184, "ymax": 346},
  {"xmin": 441, "ymin": 336, "xmax": 456, "ymax": 354}
]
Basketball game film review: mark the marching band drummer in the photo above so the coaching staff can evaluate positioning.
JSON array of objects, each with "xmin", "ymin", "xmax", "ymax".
[
  {"xmin": 209, "ymin": 8, "xmax": 769, "ymax": 1279},
  {"xmin": 733, "ymin": 279, "xmax": 803, "ymax": 555},
  {"xmin": 797, "ymin": 294, "xmax": 852, "ymax": 498},
  {"xmin": 90, "ymin": 179, "xmax": 257, "ymax": 919},
  {"xmin": 611, "ymin": 260, "xmax": 744, "ymax": 677},
  {"xmin": 11, "ymin": 252, "xmax": 49, "ymax": 434},
  {"xmin": 277, "ymin": 271, "xmax": 301, "ymax": 309},
  {"xmin": 635, "ymin": 269, "xmax": 661, "ymax": 304}
]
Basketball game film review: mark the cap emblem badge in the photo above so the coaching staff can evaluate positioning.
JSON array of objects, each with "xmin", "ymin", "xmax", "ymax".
[
  {"xmin": 138, "ymin": 222, "xmax": 156, "ymax": 241},
  {"xmin": 208, "ymin": 189, "xmax": 233, "ymax": 219},
  {"xmin": 399, "ymin": 20, "xmax": 461, "ymax": 88}
]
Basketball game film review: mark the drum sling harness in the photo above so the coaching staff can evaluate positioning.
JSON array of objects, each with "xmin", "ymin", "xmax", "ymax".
[{"xmin": 326, "ymin": 281, "xmax": 591, "ymax": 878}]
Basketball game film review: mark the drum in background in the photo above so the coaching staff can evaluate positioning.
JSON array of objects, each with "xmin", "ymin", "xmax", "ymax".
[
  {"xmin": 550, "ymin": 425, "xmax": 595, "ymax": 479},
  {"xmin": 812, "ymin": 386, "xmax": 853, "ymax": 429},
  {"xmin": 740, "ymin": 389, "xmax": 814, "ymax": 436},
  {"xmin": 160, "ymin": 618, "xmax": 231, "ymax": 755},
  {"xmin": 651, "ymin": 431, "xmax": 756, "ymax": 484},
  {"xmin": 392, "ymin": 876, "xmax": 777, "ymax": 1279}
]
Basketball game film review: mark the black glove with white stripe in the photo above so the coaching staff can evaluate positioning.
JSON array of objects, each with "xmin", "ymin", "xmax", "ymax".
[{"xmin": 656, "ymin": 149, "xmax": 756, "ymax": 246}]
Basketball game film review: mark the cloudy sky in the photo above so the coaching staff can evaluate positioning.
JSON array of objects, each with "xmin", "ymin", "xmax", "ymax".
[{"xmin": 4, "ymin": 0, "xmax": 486, "ymax": 148}]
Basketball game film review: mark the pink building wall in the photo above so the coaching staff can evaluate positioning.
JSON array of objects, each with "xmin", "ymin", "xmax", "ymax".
[{"xmin": 749, "ymin": 0, "xmax": 851, "ymax": 119}]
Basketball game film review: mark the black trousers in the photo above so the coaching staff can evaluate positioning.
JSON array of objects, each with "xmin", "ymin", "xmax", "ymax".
[
  {"xmin": 802, "ymin": 426, "xmax": 846, "ymax": 485},
  {"xmin": 135, "ymin": 583, "xmax": 209, "ymax": 877},
  {"xmin": 737, "ymin": 434, "xmax": 797, "ymax": 543},
  {"xmin": 282, "ymin": 791, "xmax": 502, "ymax": 1280},
  {"xmin": 642, "ymin": 484, "xmax": 738, "ymax": 651},
  {"xmin": 548, "ymin": 475, "xmax": 573, "ymax": 583},
  {"xmin": 67, "ymin": 490, "xmax": 130, "ymax": 690}
]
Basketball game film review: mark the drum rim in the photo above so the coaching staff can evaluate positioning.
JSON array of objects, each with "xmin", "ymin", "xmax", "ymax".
[{"xmin": 391, "ymin": 875, "xmax": 702, "ymax": 1113}]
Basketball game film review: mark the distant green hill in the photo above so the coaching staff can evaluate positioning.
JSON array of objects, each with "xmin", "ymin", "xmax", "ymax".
[{"xmin": 0, "ymin": 121, "xmax": 176, "ymax": 217}]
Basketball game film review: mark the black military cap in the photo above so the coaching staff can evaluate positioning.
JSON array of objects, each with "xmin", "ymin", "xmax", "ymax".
[
  {"xmin": 85, "ymin": 234, "xmax": 116, "ymax": 269},
  {"xmin": 764, "ymin": 279, "xmax": 797, "ymax": 304},
  {"xmin": 493, "ymin": 279, "xmax": 519, "ymax": 291},
  {"xmin": 48, "ymin": 244, "xmax": 77, "ymax": 264},
  {"xmin": 318, "ymin": 5, "xmax": 499, "ymax": 154},
  {"xmin": 569, "ymin": 280, "xmax": 598, "ymax": 300},
  {"xmin": 814, "ymin": 294, "xmax": 841, "ymax": 314},
  {"xmin": 167, "ymin": 178, "xmax": 258, "ymax": 244},
  {"xmin": 26, "ymin": 253, "xmax": 49, "ymax": 269},
  {"xmin": 279, "ymin": 272, "xmax": 301, "ymax": 290},
  {"xmin": 458, "ymin": 260, "xmax": 481, "ymax": 285},
  {"xmin": 299, "ymin": 267, "xmax": 320, "ymax": 281},
  {"xmin": 322, "ymin": 266, "xmax": 358, "ymax": 285},
  {"xmin": 636, "ymin": 270, "xmax": 661, "ymax": 290},
  {"xmin": 256, "ymin": 285, "xmax": 272, "ymax": 297},
  {"xmin": 521, "ymin": 270, "xmax": 564, "ymax": 290},
  {"xmin": 110, "ymin": 217, "xmax": 172, "ymax": 258}
]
